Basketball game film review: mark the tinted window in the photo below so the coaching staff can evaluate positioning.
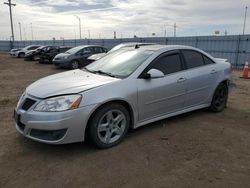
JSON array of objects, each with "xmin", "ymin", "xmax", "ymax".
[
  {"xmin": 29, "ymin": 46, "xmax": 39, "ymax": 50},
  {"xmin": 182, "ymin": 50, "xmax": 204, "ymax": 69},
  {"xmin": 94, "ymin": 47, "xmax": 103, "ymax": 53},
  {"xmin": 60, "ymin": 48, "xmax": 70, "ymax": 53},
  {"xmin": 82, "ymin": 47, "xmax": 92, "ymax": 54},
  {"xmin": 151, "ymin": 54, "xmax": 182, "ymax": 75},
  {"xmin": 203, "ymin": 55, "xmax": 215, "ymax": 65}
]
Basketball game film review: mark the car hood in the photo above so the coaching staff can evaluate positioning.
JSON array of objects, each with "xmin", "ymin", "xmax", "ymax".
[
  {"xmin": 26, "ymin": 69, "xmax": 119, "ymax": 98},
  {"xmin": 11, "ymin": 48, "xmax": 21, "ymax": 52},
  {"xmin": 54, "ymin": 53, "xmax": 70, "ymax": 60},
  {"xmin": 55, "ymin": 53, "xmax": 69, "ymax": 57},
  {"xmin": 88, "ymin": 53, "xmax": 106, "ymax": 60}
]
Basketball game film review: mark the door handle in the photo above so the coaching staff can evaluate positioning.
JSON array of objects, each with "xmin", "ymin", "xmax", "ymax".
[
  {"xmin": 177, "ymin": 77, "xmax": 186, "ymax": 83},
  {"xmin": 210, "ymin": 69, "xmax": 217, "ymax": 74}
]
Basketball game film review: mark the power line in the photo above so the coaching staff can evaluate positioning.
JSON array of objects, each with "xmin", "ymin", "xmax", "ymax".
[{"xmin": 4, "ymin": 0, "xmax": 16, "ymax": 41}]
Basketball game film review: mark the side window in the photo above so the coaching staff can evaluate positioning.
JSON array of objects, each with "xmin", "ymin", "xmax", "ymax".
[
  {"xmin": 29, "ymin": 46, "xmax": 38, "ymax": 50},
  {"xmin": 82, "ymin": 47, "xmax": 92, "ymax": 54},
  {"xmin": 203, "ymin": 55, "xmax": 215, "ymax": 65},
  {"xmin": 151, "ymin": 53, "xmax": 182, "ymax": 75},
  {"xmin": 182, "ymin": 50, "xmax": 204, "ymax": 69},
  {"xmin": 94, "ymin": 47, "xmax": 103, "ymax": 53}
]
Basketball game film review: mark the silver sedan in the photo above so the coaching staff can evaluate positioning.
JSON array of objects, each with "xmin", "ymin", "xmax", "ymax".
[{"xmin": 14, "ymin": 45, "xmax": 232, "ymax": 148}]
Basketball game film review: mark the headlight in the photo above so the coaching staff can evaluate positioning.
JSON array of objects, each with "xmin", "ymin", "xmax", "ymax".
[
  {"xmin": 34, "ymin": 95, "xmax": 82, "ymax": 112},
  {"xmin": 63, "ymin": 56, "xmax": 69, "ymax": 60}
]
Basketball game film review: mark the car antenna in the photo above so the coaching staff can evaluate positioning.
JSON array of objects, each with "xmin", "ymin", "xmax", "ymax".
[{"xmin": 135, "ymin": 44, "xmax": 140, "ymax": 49}]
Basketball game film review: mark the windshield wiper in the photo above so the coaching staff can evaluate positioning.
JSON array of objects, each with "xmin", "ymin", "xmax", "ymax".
[
  {"xmin": 82, "ymin": 68, "xmax": 118, "ymax": 78},
  {"xmin": 94, "ymin": 70, "xmax": 117, "ymax": 78}
]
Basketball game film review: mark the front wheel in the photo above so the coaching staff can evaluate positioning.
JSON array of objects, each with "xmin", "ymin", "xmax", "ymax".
[
  {"xmin": 210, "ymin": 83, "xmax": 228, "ymax": 112},
  {"xmin": 18, "ymin": 52, "xmax": 25, "ymax": 58},
  {"xmin": 88, "ymin": 103, "xmax": 130, "ymax": 148},
  {"xmin": 70, "ymin": 60, "xmax": 79, "ymax": 69}
]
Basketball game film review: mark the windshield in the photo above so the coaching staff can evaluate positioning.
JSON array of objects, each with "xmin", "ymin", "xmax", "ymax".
[
  {"xmin": 107, "ymin": 44, "xmax": 125, "ymax": 54},
  {"xmin": 85, "ymin": 49, "xmax": 152, "ymax": 78},
  {"xmin": 37, "ymin": 46, "xmax": 45, "ymax": 50},
  {"xmin": 65, "ymin": 46, "xmax": 84, "ymax": 54}
]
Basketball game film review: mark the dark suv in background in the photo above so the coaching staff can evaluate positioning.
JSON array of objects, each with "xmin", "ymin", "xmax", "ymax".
[
  {"xmin": 53, "ymin": 45, "xmax": 107, "ymax": 69},
  {"xmin": 24, "ymin": 45, "xmax": 58, "ymax": 61},
  {"xmin": 39, "ymin": 46, "xmax": 72, "ymax": 63}
]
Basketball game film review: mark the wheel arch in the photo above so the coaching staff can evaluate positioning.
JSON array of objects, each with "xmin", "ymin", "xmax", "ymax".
[
  {"xmin": 18, "ymin": 52, "xmax": 25, "ymax": 58},
  {"xmin": 220, "ymin": 79, "xmax": 230, "ymax": 87},
  {"xmin": 84, "ymin": 99, "xmax": 135, "ymax": 139}
]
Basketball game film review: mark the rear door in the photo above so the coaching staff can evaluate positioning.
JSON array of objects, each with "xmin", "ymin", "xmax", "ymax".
[
  {"xmin": 137, "ymin": 51, "xmax": 188, "ymax": 122},
  {"xmin": 181, "ymin": 50, "xmax": 219, "ymax": 108}
]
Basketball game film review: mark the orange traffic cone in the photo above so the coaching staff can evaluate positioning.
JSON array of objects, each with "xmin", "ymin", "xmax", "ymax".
[{"xmin": 240, "ymin": 61, "xmax": 250, "ymax": 79}]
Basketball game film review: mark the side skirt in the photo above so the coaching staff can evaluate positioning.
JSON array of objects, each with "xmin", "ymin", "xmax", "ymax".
[{"xmin": 135, "ymin": 103, "xmax": 210, "ymax": 129}]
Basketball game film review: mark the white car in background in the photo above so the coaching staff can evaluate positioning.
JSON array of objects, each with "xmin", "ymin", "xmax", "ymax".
[{"xmin": 10, "ymin": 45, "xmax": 41, "ymax": 58}]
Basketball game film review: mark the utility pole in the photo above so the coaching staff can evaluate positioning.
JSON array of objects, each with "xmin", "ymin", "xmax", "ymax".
[
  {"xmin": 30, "ymin": 22, "xmax": 34, "ymax": 40},
  {"xmin": 224, "ymin": 30, "xmax": 228, "ymax": 36},
  {"xmin": 88, "ymin": 29, "xmax": 90, "ymax": 39},
  {"xmin": 174, "ymin": 23, "xmax": 177, "ymax": 37},
  {"xmin": 4, "ymin": 0, "xmax": 16, "ymax": 41},
  {"xmin": 18, "ymin": 22, "xmax": 22, "ymax": 41},
  {"xmin": 74, "ymin": 15, "xmax": 82, "ymax": 39},
  {"xmin": 243, "ymin": 6, "xmax": 248, "ymax": 35}
]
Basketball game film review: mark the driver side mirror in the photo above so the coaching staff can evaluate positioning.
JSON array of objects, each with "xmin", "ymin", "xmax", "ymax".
[{"xmin": 143, "ymin": 69, "xmax": 164, "ymax": 79}]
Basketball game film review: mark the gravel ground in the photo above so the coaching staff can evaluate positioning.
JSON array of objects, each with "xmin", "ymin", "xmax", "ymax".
[{"xmin": 0, "ymin": 54, "xmax": 250, "ymax": 188}]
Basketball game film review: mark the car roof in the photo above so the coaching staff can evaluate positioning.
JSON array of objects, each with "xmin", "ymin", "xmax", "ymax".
[
  {"xmin": 74, "ymin": 45, "xmax": 104, "ymax": 48},
  {"xmin": 123, "ymin": 44, "xmax": 200, "ymax": 52}
]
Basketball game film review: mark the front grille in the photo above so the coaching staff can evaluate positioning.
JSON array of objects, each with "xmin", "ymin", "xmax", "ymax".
[
  {"xmin": 21, "ymin": 98, "xmax": 36, "ymax": 111},
  {"xmin": 30, "ymin": 129, "xmax": 67, "ymax": 141}
]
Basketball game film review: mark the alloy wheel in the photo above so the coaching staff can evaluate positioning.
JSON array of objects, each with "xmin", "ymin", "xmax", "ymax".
[{"xmin": 97, "ymin": 110, "xmax": 126, "ymax": 144}]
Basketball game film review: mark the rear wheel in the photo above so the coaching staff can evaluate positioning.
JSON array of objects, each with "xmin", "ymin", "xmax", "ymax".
[
  {"xmin": 210, "ymin": 83, "xmax": 228, "ymax": 112},
  {"xmin": 88, "ymin": 103, "xmax": 130, "ymax": 148}
]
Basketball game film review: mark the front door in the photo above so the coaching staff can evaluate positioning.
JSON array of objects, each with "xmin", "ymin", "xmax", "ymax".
[{"xmin": 137, "ymin": 51, "xmax": 187, "ymax": 122}]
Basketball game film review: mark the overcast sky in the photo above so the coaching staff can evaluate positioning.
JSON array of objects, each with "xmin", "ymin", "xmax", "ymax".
[{"xmin": 0, "ymin": 0, "xmax": 249, "ymax": 40}]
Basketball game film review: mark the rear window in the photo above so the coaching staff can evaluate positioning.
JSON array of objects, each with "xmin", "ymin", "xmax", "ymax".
[
  {"xmin": 203, "ymin": 55, "xmax": 215, "ymax": 65},
  {"xmin": 182, "ymin": 50, "xmax": 204, "ymax": 69}
]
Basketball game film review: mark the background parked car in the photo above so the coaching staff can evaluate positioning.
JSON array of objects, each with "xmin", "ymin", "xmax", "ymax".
[
  {"xmin": 24, "ymin": 45, "xmax": 58, "ymax": 61},
  {"xmin": 87, "ymin": 42, "xmax": 154, "ymax": 63},
  {"xmin": 39, "ymin": 46, "xmax": 72, "ymax": 64},
  {"xmin": 53, "ymin": 45, "xmax": 107, "ymax": 69},
  {"xmin": 10, "ymin": 45, "xmax": 41, "ymax": 58},
  {"xmin": 9, "ymin": 48, "xmax": 21, "ymax": 56}
]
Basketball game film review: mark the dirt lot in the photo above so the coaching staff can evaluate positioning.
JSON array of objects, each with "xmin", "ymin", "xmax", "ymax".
[{"xmin": 0, "ymin": 53, "xmax": 249, "ymax": 188}]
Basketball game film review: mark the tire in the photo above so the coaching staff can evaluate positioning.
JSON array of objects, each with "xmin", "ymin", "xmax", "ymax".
[
  {"xmin": 18, "ymin": 52, "xmax": 25, "ymax": 58},
  {"xmin": 210, "ymin": 83, "xmax": 228, "ymax": 112},
  {"xmin": 70, "ymin": 60, "xmax": 79, "ymax": 69},
  {"xmin": 88, "ymin": 103, "xmax": 130, "ymax": 148}
]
